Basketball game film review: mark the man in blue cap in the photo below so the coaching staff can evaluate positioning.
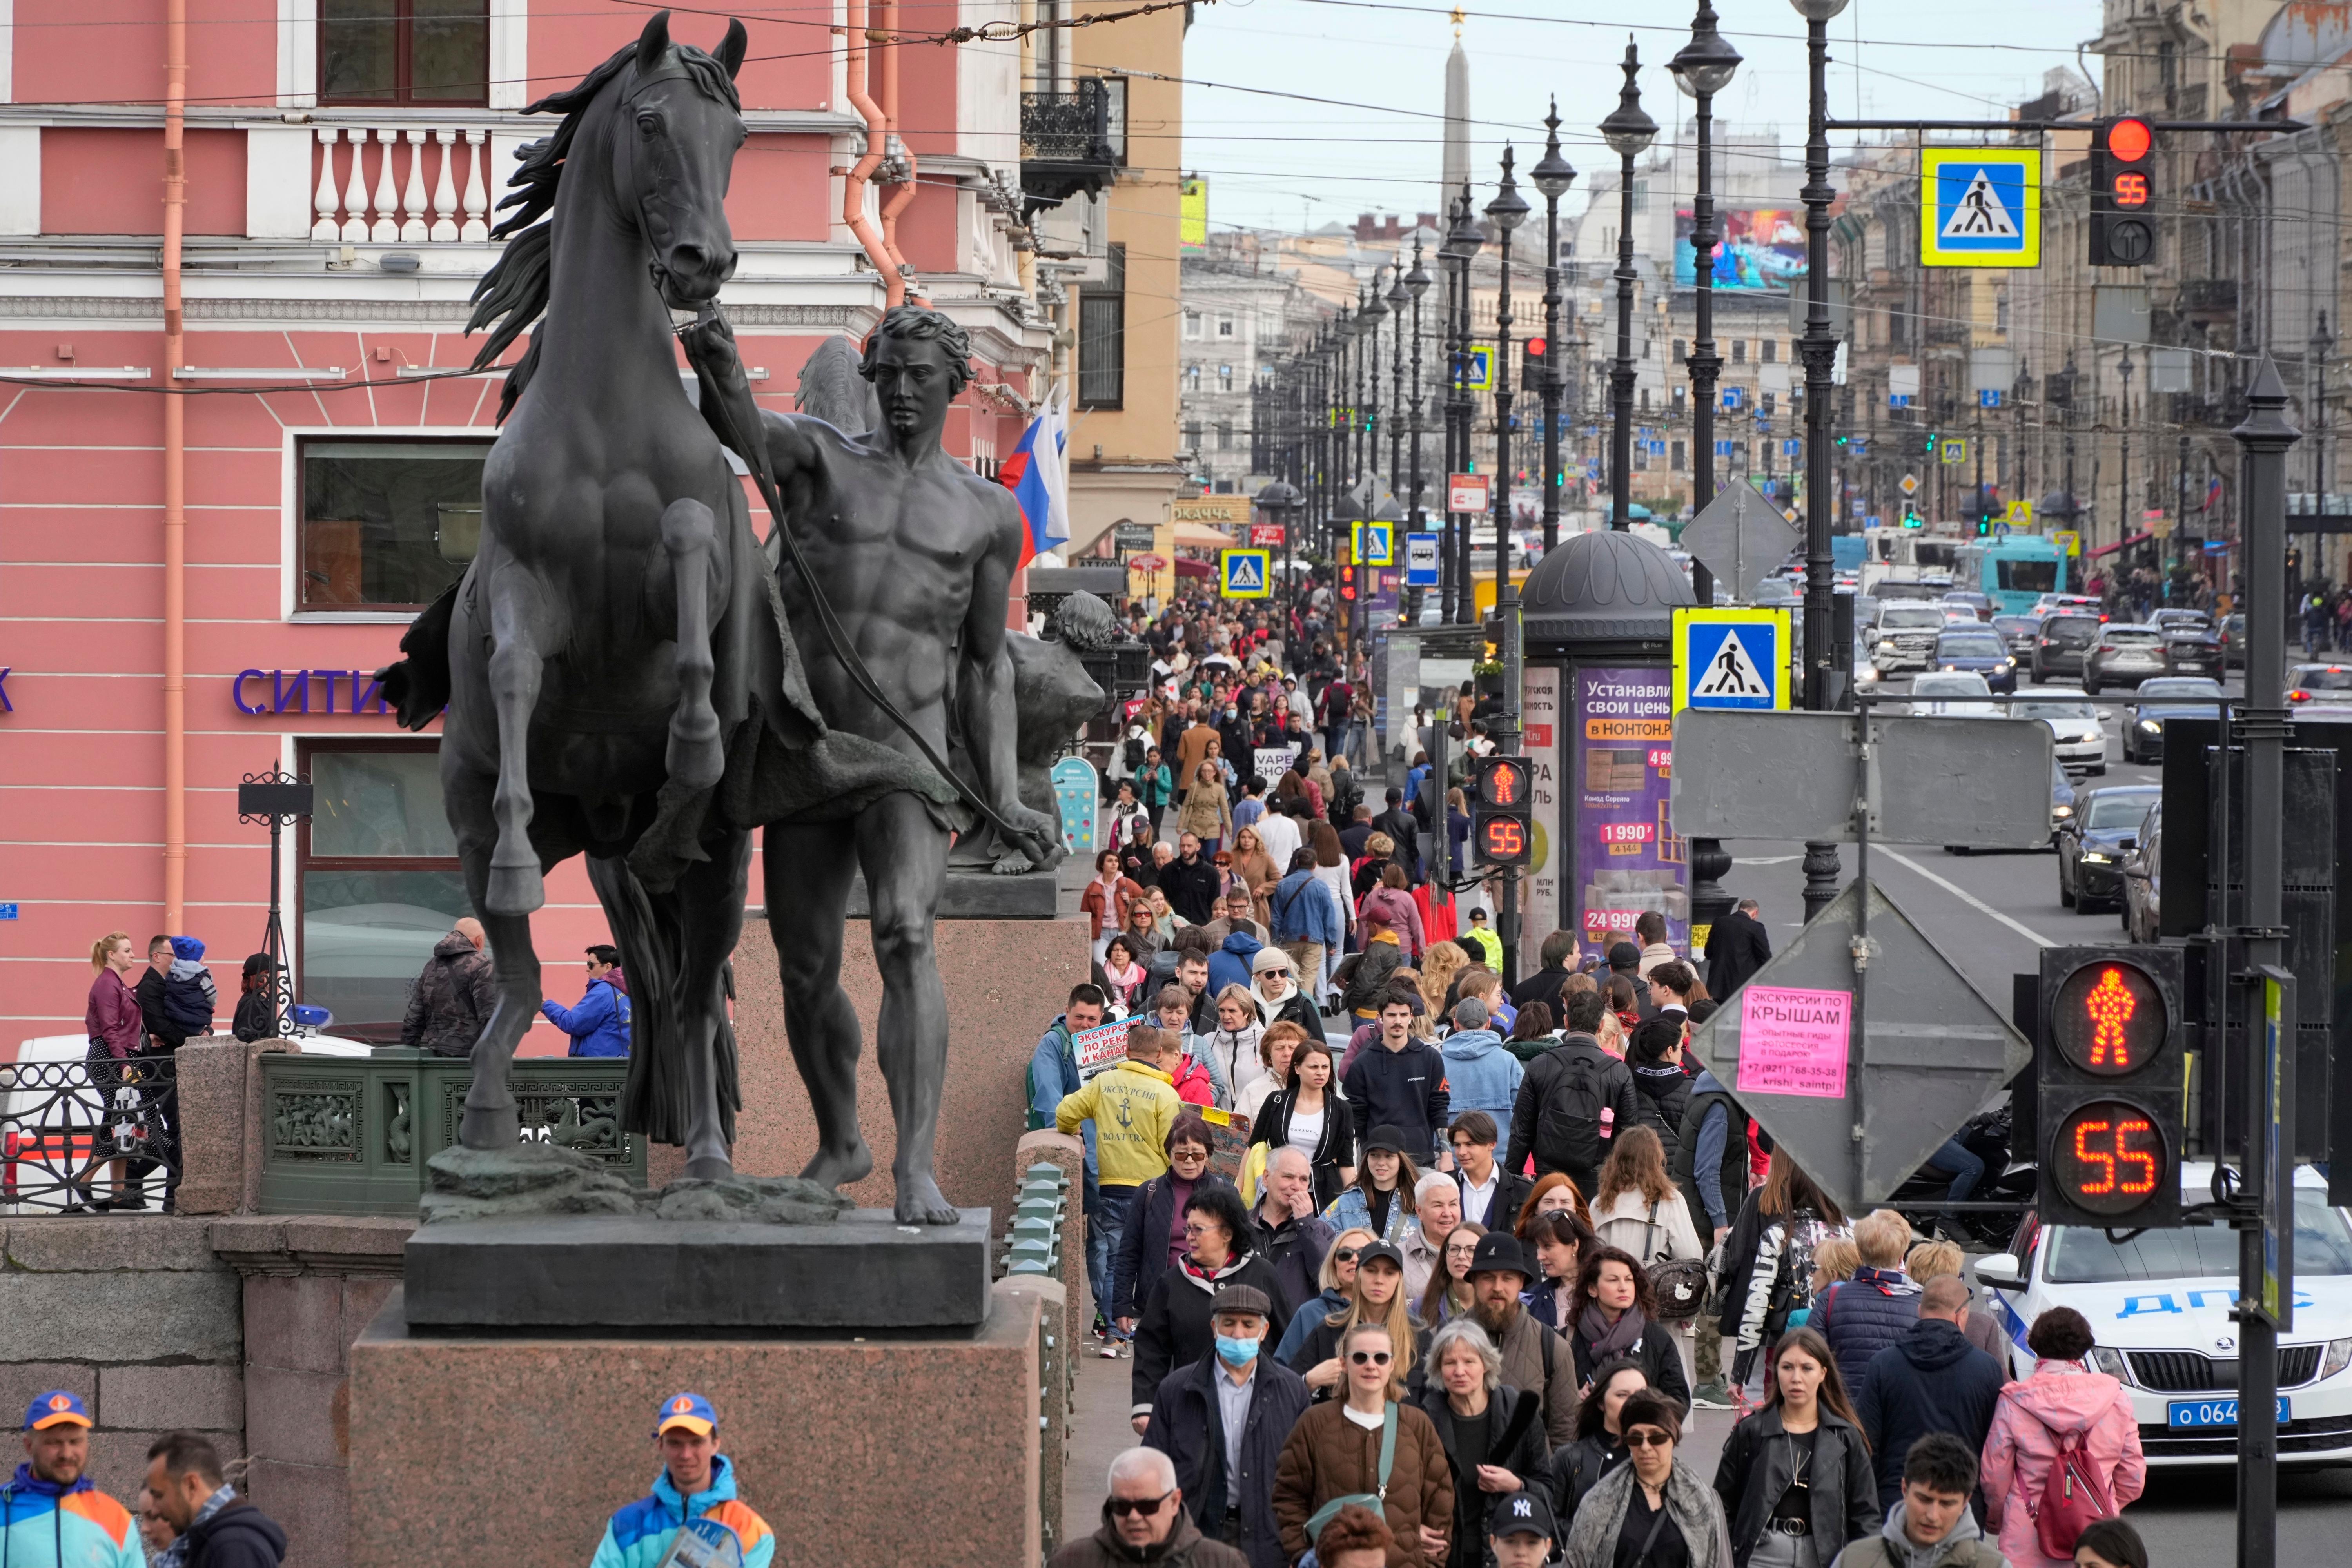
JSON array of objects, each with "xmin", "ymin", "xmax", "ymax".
[
  {"xmin": 2, "ymin": 1390, "xmax": 143, "ymax": 1568},
  {"xmin": 590, "ymin": 1393, "xmax": 773, "ymax": 1568}
]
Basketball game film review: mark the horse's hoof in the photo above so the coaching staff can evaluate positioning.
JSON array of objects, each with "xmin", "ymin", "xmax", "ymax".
[
  {"xmin": 485, "ymin": 864, "xmax": 544, "ymax": 916},
  {"xmin": 667, "ymin": 722, "xmax": 724, "ymax": 792},
  {"xmin": 685, "ymin": 1154, "xmax": 734, "ymax": 1181},
  {"xmin": 459, "ymin": 1103, "xmax": 520, "ymax": 1149}
]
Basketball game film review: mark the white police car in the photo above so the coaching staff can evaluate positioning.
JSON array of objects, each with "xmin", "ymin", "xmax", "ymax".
[{"xmin": 1971, "ymin": 1164, "xmax": 2352, "ymax": 1467}]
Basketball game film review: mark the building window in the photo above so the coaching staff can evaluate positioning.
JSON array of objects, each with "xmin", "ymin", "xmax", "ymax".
[
  {"xmin": 1672, "ymin": 439, "xmax": 1686, "ymax": 471},
  {"xmin": 1185, "ymin": 423, "xmax": 1202, "ymax": 452},
  {"xmin": 1762, "ymin": 392, "xmax": 1776, "ymax": 416},
  {"xmin": 1673, "ymin": 339, "xmax": 1686, "ymax": 363},
  {"xmin": 1218, "ymin": 317, "xmax": 1235, "ymax": 338},
  {"xmin": 300, "ymin": 438, "xmax": 491, "ymax": 611},
  {"xmin": 319, "ymin": 0, "xmax": 490, "ymax": 105},
  {"xmin": 1183, "ymin": 310, "xmax": 1203, "ymax": 340},
  {"xmin": 1671, "ymin": 386, "xmax": 1686, "ymax": 412},
  {"xmin": 1639, "ymin": 387, "xmax": 1650, "ymax": 412},
  {"xmin": 1217, "ymin": 423, "xmax": 1234, "ymax": 452},
  {"xmin": 297, "ymin": 740, "xmax": 468, "ymax": 1040},
  {"xmin": 1731, "ymin": 339, "xmax": 1747, "ymax": 364},
  {"xmin": 1761, "ymin": 339, "xmax": 1778, "ymax": 363},
  {"xmin": 1185, "ymin": 365, "xmax": 1202, "ymax": 392},
  {"xmin": 1078, "ymin": 244, "xmax": 1127, "ymax": 410},
  {"xmin": 1218, "ymin": 365, "xmax": 1233, "ymax": 391}
]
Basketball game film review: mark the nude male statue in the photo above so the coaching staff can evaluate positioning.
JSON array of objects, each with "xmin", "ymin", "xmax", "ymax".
[{"xmin": 738, "ymin": 304, "xmax": 1061, "ymax": 1225}]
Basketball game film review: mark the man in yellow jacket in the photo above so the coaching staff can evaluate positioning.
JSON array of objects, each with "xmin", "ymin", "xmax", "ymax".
[{"xmin": 1057, "ymin": 1025, "xmax": 1185, "ymax": 1357}]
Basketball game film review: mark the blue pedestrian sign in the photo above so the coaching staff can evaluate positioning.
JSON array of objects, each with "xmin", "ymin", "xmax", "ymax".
[
  {"xmin": 1218, "ymin": 548, "xmax": 1272, "ymax": 598},
  {"xmin": 1921, "ymin": 147, "xmax": 2042, "ymax": 269},
  {"xmin": 1404, "ymin": 531, "xmax": 1441, "ymax": 587},
  {"xmin": 0, "ymin": 903, "xmax": 16, "ymax": 920},
  {"xmin": 1352, "ymin": 519, "xmax": 1395, "ymax": 566},
  {"xmin": 1672, "ymin": 607, "xmax": 1792, "ymax": 714}
]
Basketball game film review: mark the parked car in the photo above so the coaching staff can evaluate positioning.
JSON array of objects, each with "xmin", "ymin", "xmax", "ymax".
[
  {"xmin": 2032, "ymin": 612, "xmax": 2105, "ymax": 682},
  {"xmin": 1942, "ymin": 590, "xmax": 1995, "ymax": 621},
  {"xmin": 2150, "ymin": 608, "xmax": 2225, "ymax": 677},
  {"xmin": 2013, "ymin": 689, "xmax": 2109, "ymax": 774},
  {"xmin": 2082, "ymin": 625, "xmax": 2171, "ymax": 693},
  {"xmin": 1991, "ymin": 613, "xmax": 2041, "ymax": 658},
  {"xmin": 2287, "ymin": 664, "xmax": 2352, "ymax": 707},
  {"xmin": 2058, "ymin": 784, "xmax": 2163, "ymax": 913},
  {"xmin": 1935, "ymin": 626, "xmax": 2020, "ymax": 692},
  {"xmin": 2123, "ymin": 677, "xmax": 2223, "ymax": 765},
  {"xmin": 2122, "ymin": 800, "xmax": 2163, "ymax": 940},
  {"xmin": 2221, "ymin": 612, "xmax": 2247, "ymax": 668}
]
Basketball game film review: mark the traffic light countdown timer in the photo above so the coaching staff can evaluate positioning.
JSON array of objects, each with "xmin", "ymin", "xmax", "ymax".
[
  {"xmin": 1472, "ymin": 755, "xmax": 1534, "ymax": 868},
  {"xmin": 2089, "ymin": 116, "xmax": 2156, "ymax": 268},
  {"xmin": 2037, "ymin": 946, "xmax": 2185, "ymax": 1228}
]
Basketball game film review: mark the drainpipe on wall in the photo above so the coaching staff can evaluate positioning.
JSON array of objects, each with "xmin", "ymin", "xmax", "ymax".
[
  {"xmin": 161, "ymin": 0, "xmax": 188, "ymax": 928},
  {"xmin": 875, "ymin": 1, "xmax": 925, "ymax": 305},
  {"xmin": 843, "ymin": 0, "xmax": 905, "ymax": 308}
]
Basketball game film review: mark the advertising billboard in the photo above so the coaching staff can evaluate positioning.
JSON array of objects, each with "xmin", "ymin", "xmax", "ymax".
[
  {"xmin": 1570, "ymin": 667, "xmax": 1687, "ymax": 949},
  {"xmin": 1673, "ymin": 208, "xmax": 1807, "ymax": 292}
]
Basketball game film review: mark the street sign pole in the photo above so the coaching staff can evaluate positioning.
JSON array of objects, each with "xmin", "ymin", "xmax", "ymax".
[{"xmin": 2233, "ymin": 358, "xmax": 2299, "ymax": 1568}]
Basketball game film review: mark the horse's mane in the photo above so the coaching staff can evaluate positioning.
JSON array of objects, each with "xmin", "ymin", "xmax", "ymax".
[{"xmin": 465, "ymin": 38, "xmax": 743, "ymax": 420}]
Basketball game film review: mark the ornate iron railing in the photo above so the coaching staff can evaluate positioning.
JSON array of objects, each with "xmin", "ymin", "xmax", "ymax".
[
  {"xmin": 258, "ymin": 1049, "xmax": 643, "ymax": 1214},
  {"xmin": 1020, "ymin": 78, "xmax": 1125, "ymax": 167},
  {"xmin": 0, "ymin": 1056, "xmax": 179, "ymax": 1214}
]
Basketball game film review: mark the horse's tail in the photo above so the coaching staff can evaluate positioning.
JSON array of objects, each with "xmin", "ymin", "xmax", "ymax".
[
  {"xmin": 588, "ymin": 853, "xmax": 740, "ymax": 1152},
  {"xmin": 373, "ymin": 578, "xmax": 460, "ymax": 732}
]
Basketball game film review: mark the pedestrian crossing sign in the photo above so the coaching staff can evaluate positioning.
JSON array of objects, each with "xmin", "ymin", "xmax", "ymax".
[
  {"xmin": 1219, "ymin": 548, "xmax": 1272, "ymax": 597},
  {"xmin": 1352, "ymin": 519, "xmax": 1395, "ymax": 567},
  {"xmin": 1672, "ymin": 606, "xmax": 1792, "ymax": 714},
  {"xmin": 1920, "ymin": 147, "xmax": 2041, "ymax": 269}
]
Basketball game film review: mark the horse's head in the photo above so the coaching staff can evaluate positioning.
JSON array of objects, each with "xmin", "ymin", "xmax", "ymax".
[{"xmin": 617, "ymin": 10, "xmax": 746, "ymax": 309}]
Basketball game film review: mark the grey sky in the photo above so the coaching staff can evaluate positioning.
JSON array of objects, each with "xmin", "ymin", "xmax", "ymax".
[{"xmin": 1178, "ymin": 0, "xmax": 2107, "ymax": 234}]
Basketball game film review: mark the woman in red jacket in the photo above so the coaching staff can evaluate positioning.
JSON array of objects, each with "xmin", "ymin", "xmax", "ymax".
[{"xmin": 1079, "ymin": 849, "xmax": 1145, "ymax": 946}]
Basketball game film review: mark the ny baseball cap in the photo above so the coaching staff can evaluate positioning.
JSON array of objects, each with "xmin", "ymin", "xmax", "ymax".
[
  {"xmin": 653, "ymin": 1391, "xmax": 717, "ymax": 1437},
  {"xmin": 25, "ymin": 1391, "xmax": 91, "ymax": 1431},
  {"xmin": 1490, "ymin": 1489, "xmax": 1556, "ymax": 1539}
]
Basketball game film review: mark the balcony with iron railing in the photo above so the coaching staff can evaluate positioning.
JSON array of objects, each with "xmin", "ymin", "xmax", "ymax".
[{"xmin": 1019, "ymin": 77, "xmax": 1126, "ymax": 209}]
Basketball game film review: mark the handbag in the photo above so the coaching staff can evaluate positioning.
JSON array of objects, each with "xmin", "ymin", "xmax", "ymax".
[
  {"xmin": 1303, "ymin": 1403, "xmax": 1397, "ymax": 1546},
  {"xmin": 1643, "ymin": 1199, "xmax": 1710, "ymax": 1322}
]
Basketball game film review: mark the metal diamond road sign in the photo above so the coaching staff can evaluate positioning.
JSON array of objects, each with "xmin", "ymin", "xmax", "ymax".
[
  {"xmin": 1684, "ymin": 877, "xmax": 2033, "ymax": 1214},
  {"xmin": 1899, "ymin": 473, "xmax": 1920, "ymax": 497},
  {"xmin": 1680, "ymin": 483, "xmax": 1799, "ymax": 603}
]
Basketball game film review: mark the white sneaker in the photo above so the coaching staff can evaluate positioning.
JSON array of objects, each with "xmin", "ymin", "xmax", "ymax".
[{"xmin": 1100, "ymin": 1339, "xmax": 1120, "ymax": 1359}]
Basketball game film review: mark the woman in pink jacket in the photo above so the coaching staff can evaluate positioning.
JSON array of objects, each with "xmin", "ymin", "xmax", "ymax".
[
  {"xmin": 1356, "ymin": 866, "xmax": 1426, "ymax": 959},
  {"xmin": 1979, "ymin": 1306, "xmax": 2146, "ymax": 1568}
]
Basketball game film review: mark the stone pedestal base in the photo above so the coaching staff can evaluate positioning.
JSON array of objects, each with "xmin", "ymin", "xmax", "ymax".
[{"xmin": 349, "ymin": 1287, "xmax": 1041, "ymax": 1568}]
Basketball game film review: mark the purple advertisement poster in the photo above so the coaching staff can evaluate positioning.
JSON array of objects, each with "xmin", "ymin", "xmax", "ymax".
[{"xmin": 1570, "ymin": 666, "xmax": 1687, "ymax": 949}]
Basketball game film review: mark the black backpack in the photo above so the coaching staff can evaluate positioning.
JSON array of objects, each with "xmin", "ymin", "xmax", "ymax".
[
  {"xmin": 1124, "ymin": 735, "xmax": 1148, "ymax": 771},
  {"xmin": 1534, "ymin": 1045, "xmax": 1610, "ymax": 1174}
]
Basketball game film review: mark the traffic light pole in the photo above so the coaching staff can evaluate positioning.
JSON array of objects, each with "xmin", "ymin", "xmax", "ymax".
[{"xmin": 2232, "ymin": 358, "xmax": 2299, "ymax": 1568}]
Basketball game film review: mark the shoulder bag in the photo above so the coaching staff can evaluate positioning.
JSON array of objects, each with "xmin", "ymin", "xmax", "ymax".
[{"xmin": 1644, "ymin": 1198, "xmax": 1710, "ymax": 1322}]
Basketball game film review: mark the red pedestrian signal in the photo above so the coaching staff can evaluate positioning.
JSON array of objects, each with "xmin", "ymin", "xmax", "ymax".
[
  {"xmin": 1481, "ymin": 759, "xmax": 1527, "ymax": 806},
  {"xmin": 2091, "ymin": 118, "xmax": 2156, "ymax": 268},
  {"xmin": 1471, "ymin": 755, "xmax": 1533, "ymax": 867},
  {"xmin": 2038, "ymin": 947, "xmax": 2182, "ymax": 1227}
]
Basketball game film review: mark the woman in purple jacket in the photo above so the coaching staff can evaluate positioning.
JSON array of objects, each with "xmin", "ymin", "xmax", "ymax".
[{"xmin": 80, "ymin": 931, "xmax": 144, "ymax": 1209}]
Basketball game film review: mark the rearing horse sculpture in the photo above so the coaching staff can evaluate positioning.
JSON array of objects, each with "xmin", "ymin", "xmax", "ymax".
[{"xmin": 382, "ymin": 11, "xmax": 775, "ymax": 1178}]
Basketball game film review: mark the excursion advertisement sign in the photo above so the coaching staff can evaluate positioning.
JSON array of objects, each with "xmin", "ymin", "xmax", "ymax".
[{"xmin": 1570, "ymin": 667, "xmax": 1687, "ymax": 950}]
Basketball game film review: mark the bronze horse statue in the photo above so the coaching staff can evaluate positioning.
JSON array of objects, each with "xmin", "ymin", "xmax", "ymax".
[{"xmin": 381, "ymin": 11, "xmax": 787, "ymax": 1180}]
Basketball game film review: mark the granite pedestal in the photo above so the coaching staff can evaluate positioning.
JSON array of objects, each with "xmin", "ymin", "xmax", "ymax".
[{"xmin": 349, "ymin": 1284, "xmax": 1042, "ymax": 1568}]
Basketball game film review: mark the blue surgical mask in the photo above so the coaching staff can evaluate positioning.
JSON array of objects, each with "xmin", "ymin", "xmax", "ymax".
[{"xmin": 1214, "ymin": 1334, "xmax": 1262, "ymax": 1368}]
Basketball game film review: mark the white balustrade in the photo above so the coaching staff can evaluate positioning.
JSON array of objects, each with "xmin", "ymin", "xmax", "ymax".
[{"xmin": 309, "ymin": 125, "xmax": 493, "ymax": 247}]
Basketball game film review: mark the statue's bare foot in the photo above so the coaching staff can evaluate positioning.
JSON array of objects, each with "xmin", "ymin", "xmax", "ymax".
[
  {"xmin": 990, "ymin": 848, "xmax": 1036, "ymax": 876},
  {"xmin": 800, "ymin": 1139, "xmax": 873, "ymax": 1192},
  {"xmin": 895, "ymin": 1171, "xmax": 960, "ymax": 1226}
]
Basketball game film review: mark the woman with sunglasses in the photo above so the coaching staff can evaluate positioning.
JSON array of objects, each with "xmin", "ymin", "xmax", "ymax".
[
  {"xmin": 1559, "ymin": 1393, "xmax": 1735, "ymax": 1568},
  {"xmin": 1273, "ymin": 1320, "xmax": 1455, "ymax": 1568},
  {"xmin": 1130, "ymin": 1184, "xmax": 1287, "ymax": 1433},
  {"xmin": 1416, "ymin": 1221, "xmax": 1487, "ymax": 1328},
  {"xmin": 1711, "ymin": 1327, "xmax": 1877, "ymax": 1568},
  {"xmin": 1546, "ymin": 1355, "xmax": 1651, "ymax": 1525},
  {"xmin": 1249, "ymin": 947, "xmax": 1323, "ymax": 1040},
  {"xmin": 1249, "ymin": 1037, "xmax": 1356, "ymax": 1210},
  {"xmin": 1414, "ymin": 1318, "xmax": 1547, "ymax": 1568},
  {"xmin": 1273, "ymin": 1225, "xmax": 1374, "ymax": 1367},
  {"xmin": 1516, "ymin": 1209, "xmax": 1597, "ymax": 1333},
  {"xmin": 1283, "ymin": 1239, "xmax": 1421, "ymax": 1399}
]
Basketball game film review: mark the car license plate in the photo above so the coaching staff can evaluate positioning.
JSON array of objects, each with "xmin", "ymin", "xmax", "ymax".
[{"xmin": 2167, "ymin": 1397, "xmax": 2289, "ymax": 1429}]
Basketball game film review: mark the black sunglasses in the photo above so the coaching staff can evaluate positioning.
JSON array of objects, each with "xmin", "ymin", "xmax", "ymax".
[
  {"xmin": 1348, "ymin": 1350, "xmax": 1394, "ymax": 1366},
  {"xmin": 1331, "ymin": 1247, "xmax": 1359, "ymax": 1263},
  {"xmin": 1110, "ymin": 1492, "xmax": 1174, "ymax": 1518}
]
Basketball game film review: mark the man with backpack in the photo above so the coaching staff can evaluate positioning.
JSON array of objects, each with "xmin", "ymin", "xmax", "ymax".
[{"xmin": 1504, "ymin": 989, "xmax": 1638, "ymax": 1198}]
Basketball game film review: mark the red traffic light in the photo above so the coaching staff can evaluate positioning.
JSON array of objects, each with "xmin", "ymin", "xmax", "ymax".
[
  {"xmin": 1482, "ymin": 760, "xmax": 1527, "ymax": 806},
  {"xmin": 2049, "ymin": 960, "xmax": 2164, "ymax": 1076},
  {"xmin": 1526, "ymin": 337, "xmax": 1548, "ymax": 357},
  {"xmin": 2105, "ymin": 116, "xmax": 2152, "ymax": 163}
]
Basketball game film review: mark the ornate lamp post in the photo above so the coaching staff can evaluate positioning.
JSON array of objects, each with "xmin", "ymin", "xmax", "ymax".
[
  {"xmin": 1670, "ymin": 0, "xmax": 1740, "ymax": 569},
  {"xmin": 1599, "ymin": 42, "xmax": 1656, "ymax": 533},
  {"xmin": 1405, "ymin": 240, "xmax": 1432, "ymax": 542},
  {"xmin": 1387, "ymin": 263, "xmax": 1410, "ymax": 497},
  {"xmin": 1529, "ymin": 103, "xmax": 1578, "ymax": 556},
  {"xmin": 1485, "ymin": 146, "xmax": 1530, "ymax": 984},
  {"xmin": 1359, "ymin": 270, "xmax": 1389, "ymax": 499},
  {"xmin": 1441, "ymin": 188, "xmax": 1485, "ymax": 622},
  {"xmin": 1790, "ymin": 0, "xmax": 1848, "ymax": 922}
]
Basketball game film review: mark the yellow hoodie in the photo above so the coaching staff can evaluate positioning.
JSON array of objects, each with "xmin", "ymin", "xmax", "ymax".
[{"xmin": 1054, "ymin": 1058, "xmax": 1183, "ymax": 1188}]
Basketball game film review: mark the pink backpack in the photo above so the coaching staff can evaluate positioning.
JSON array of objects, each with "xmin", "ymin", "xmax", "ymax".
[{"xmin": 2033, "ymin": 1427, "xmax": 2118, "ymax": 1557}]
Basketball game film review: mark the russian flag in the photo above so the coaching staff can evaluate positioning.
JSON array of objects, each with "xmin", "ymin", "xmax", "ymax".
[{"xmin": 998, "ymin": 386, "xmax": 1070, "ymax": 569}]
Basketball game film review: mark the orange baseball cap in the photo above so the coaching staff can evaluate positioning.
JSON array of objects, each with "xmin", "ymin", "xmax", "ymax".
[
  {"xmin": 653, "ymin": 1391, "xmax": 716, "ymax": 1437},
  {"xmin": 25, "ymin": 1391, "xmax": 92, "ymax": 1431}
]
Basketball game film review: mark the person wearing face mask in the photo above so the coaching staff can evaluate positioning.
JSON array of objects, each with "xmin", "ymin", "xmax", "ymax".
[{"xmin": 1142, "ymin": 1285, "xmax": 1311, "ymax": 1568}]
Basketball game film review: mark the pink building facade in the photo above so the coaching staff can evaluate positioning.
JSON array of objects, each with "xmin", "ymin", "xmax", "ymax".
[{"xmin": 0, "ymin": 0, "xmax": 1046, "ymax": 1049}]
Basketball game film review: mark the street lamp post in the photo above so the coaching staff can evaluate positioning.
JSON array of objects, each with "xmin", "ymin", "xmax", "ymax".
[
  {"xmin": 1671, "ymin": 1, "xmax": 1740, "ymax": 579},
  {"xmin": 1530, "ymin": 103, "xmax": 1577, "ymax": 557},
  {"xmin": 1388, "ymin": 264, "xmax": 1409, "ymax": 496},
  {"xmin": 2120, "ymin": 344, "xmax": 2135, "ymax": 565},
  {"xmin": 2311, "ymin": 311, "xmax": 2333, "ymax": 588},
  {"xmin": 1360, "ymin": 274, "xmax": 1388, "ymax": 501},
  {"xmin": 1485, "ymin": 148, "xmax": 1530, "ymax": 985},
  {"xmin": 1600, "ymin": 42, "xmax": 1657, "ymax": 534},
  {"xmin": 1444, "ymin": 188, "xmax": 1485, "ymax": 623},
  {"xmin": 1791, "ymin": 0, "xmax": 1848, "ymax": 924},
  {"xmin": 1439, "ymin": 197, "xmax": 1467, "ymax": 624},
  {"xmin": 1406, "ymin": 240, "xmax": 1433, "ymax": 569}
]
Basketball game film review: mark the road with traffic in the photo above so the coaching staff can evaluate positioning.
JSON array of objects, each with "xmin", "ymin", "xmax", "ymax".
[{"xmin": 1704, "ymin": 662, "xmax": 2352, "ymax": 1563}]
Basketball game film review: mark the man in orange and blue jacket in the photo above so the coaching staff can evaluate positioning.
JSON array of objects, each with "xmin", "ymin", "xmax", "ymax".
[
  {"xmin": 588, "ymin": 1393, "xmax": 773, "ymax": 1568},
  {"xmin": 1, "ymin": 1391, "xmax": 143, "ymax": 1568}
]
